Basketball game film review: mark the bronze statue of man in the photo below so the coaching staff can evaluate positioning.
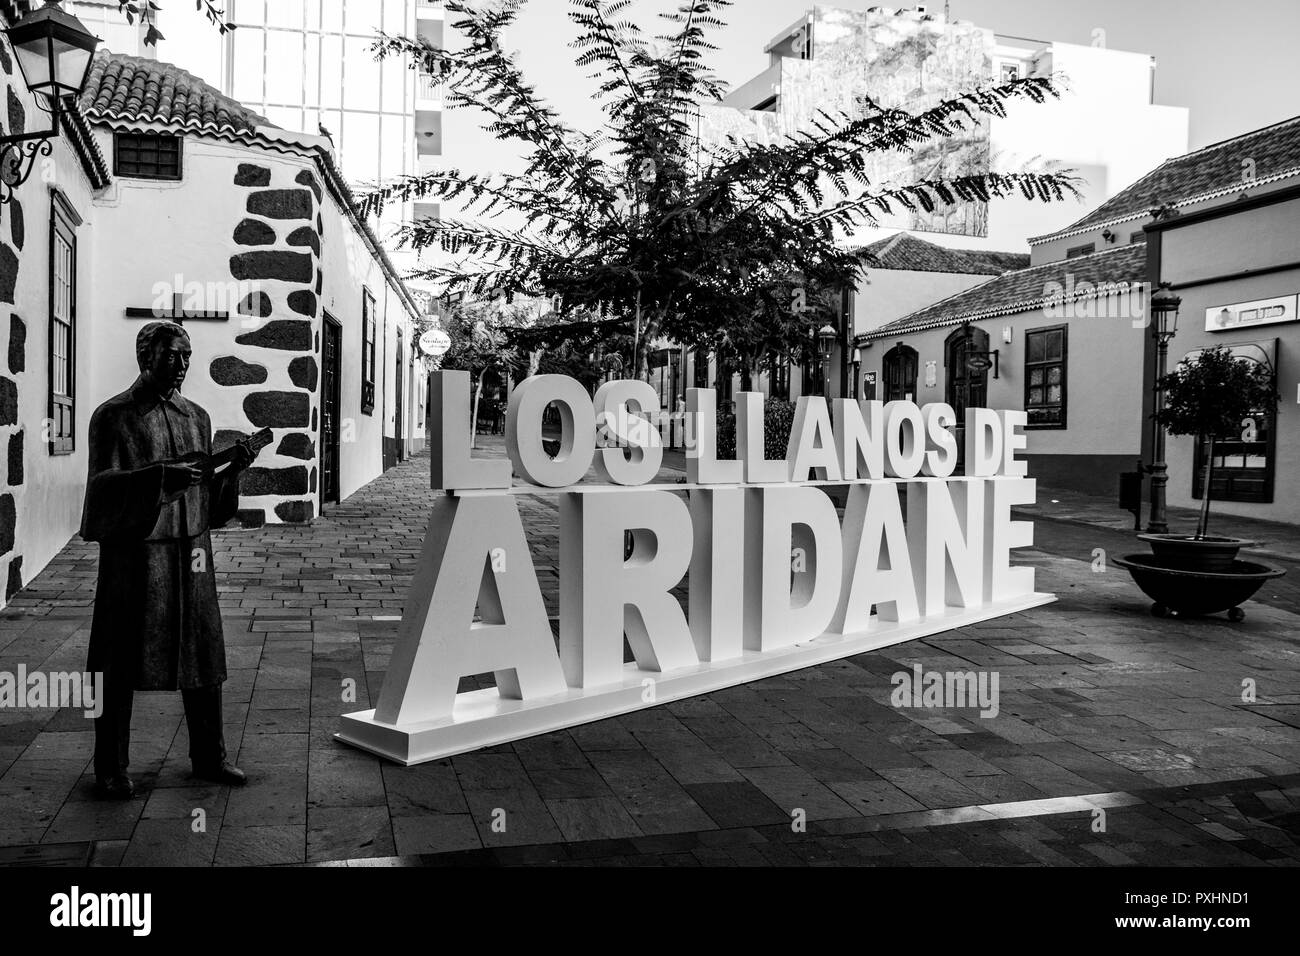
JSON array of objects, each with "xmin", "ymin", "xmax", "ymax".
[{"xmin": 81, "ymin": 321, "xmax": 255, "ymax": 798}]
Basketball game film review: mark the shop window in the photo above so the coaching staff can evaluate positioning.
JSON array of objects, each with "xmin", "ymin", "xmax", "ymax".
[
  {"xmin": 1024, "ymin": 325, "xmax": 1066, "ymax": 427},
  {"xmin": 1192, "ymin": 411, "xmax": 1275, "ymax": 503},
  {"xmin": 49, "ymin": 194, "xmax": 79, "ymax": 455},
  {"xmin": 361, "ymin": 289, "xmax": 377, "ymax": 415},
  {"xmin": 114, "ymin": 132, "xmax": 183, "ymax": 180}
]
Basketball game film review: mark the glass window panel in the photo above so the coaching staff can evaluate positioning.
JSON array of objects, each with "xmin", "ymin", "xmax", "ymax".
[
  {"xmin": 344, "ymin": 35, "xmax": 381, "ymax": 109},
  {"xmin": 1029, "ymin": 368, "xmax": 1043, "ymax": 386},
  {"xmin": 267, "ymin": 0, "xmax": 304, "ymax": 29},
  {"xmin": 347, "ymin": 0, "xmax": 383, "ymax": 34},
  {"xmin": 265, "ymin": 30, "xmax": 305, "ymax": 105},
  {"xmin": 231, "ymin": 30, "xmax": 266, "ymax": 103},
  {"xmin": 385, "ymin": 0, "xmax": 409, "ymax": 33},
  {"xmin": 1047, "ymin": 384, "xmax": 1062, "ymax": 403},
  {"xmin": 320, "ymin": 34, "xmax": 344, "ymax": 108},
  {"xmin": 234, "ymin": 0, "xmax": 267, "ymax": 26},
  {"xmin": 342, "ymin": 111, "xmax": 381, "ymax": 184},
  {"xmin": 321, "ymin": 0, "xmax": 344, "ymax": 32},
  {"xmin": 1028, "ymin": 387, "xmax": 1043, "ymax": 406},
  {"xmin": 1047, "ymin": 365, "xmax": 1061, "ymax": 384},
  {"xmin": 304, "ymin": 34, "xmax": 321, "ymax": 105},
  {"xmin": 305, "ymin": 0, "xmax": 321, "ymax": 30},
  {"xmin": 382, "ymin": 54, "xmax": 407, "ymax": 112},
  {"xmin": 1047, "ymin": 330, "xmax": 1063, "ymax": 359},
  {"xmin": 378, "ymin": 114, "xmax": 407, "ymax": 182},
  {"xmin": 1027, "ymin": 333, "xmax": 1045, "ymax": 363}
]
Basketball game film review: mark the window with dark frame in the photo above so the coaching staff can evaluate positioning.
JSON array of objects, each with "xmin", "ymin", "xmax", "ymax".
[
  {"xmin": 114, "ymin": 132, "xmax": 183, "ymax": 180},
  {"xmin": 361, "ymin": 289, "xmax": 377, "ymax": 415},
  {"xmin": 1192, "ymin": 409, "xmax": 1275, "ymax": 504},
  {"xmin": 49, "ymin": 194, "xmax": 79, "ymax": 455},
  {"xmin": 1024, "ymin": 325, "xmax": 1067, "ymax": 427},
  {"xmin": 1065, "ymin": 243, "xmax": 1095, "ymax": 258}
]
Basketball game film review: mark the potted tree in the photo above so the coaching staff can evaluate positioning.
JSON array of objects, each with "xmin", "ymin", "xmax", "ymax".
[
  {"xmin": 1139, "ymin": 346, "xmax": 1280, "ymax": 570},
  {"xmin": 1115, "ymin": 346, "xmax": 1285, "ymax": 621}
]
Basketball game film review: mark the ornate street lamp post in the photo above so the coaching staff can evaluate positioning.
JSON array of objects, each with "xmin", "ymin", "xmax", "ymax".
[
  {"xmin": 0, "ymin": 1, "xmax": 100, "ymax": 206},
  {"xmin": 817, "ymin": 323, "xmax": 836, "ymax": 397},
  {"xmin": 1145, "ymin": 281, "xmax": 1182, "ymax": 533}
]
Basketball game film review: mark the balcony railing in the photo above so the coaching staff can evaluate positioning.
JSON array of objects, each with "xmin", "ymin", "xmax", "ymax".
[{"xmin": 417, "ymin": 72, "xmax": 442, "ymax": 103}]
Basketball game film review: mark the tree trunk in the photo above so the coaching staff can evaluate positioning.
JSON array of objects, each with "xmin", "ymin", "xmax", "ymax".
[
  {"xmin": 739, "ymin": 362, "xmax": 752, "ymax": 392},
  {"xmin": 634, "ymin": 309, "xmax": 662, "ymax": 382},
  {"xmin": 470, "ymin": 367, "xmax": 487, "ymax": 450},
  {"xmin": 1196, "ymin": 434, "xmax": 1214, "ymax": 540}
]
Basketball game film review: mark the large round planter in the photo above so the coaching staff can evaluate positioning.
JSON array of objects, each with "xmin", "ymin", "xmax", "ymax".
[
  {"xmin": 1137, "ymin": 533, "xmax": 1255, "ymax": 573},
  {"xmin": 1112, "ymin": 553, "xmax": 1284, "ymax": 621}
]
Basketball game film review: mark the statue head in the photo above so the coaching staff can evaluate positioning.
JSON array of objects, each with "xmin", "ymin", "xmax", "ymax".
[{"xmin": 136, "ymin": 321, "xmax": 191, "ymax": 396}]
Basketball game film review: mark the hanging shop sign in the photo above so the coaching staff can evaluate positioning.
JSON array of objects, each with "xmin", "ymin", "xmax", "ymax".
[
  {"xmin": 418, "ymin": 325, "xmax": 452, "ymax": 358},
  {"xmin": 336, "ymin": 372, "xmax": 1054, "ymax": 765},
  {"xmin": 1205, "ymin": 294, "xmax": 1297, "ymax": 332}
]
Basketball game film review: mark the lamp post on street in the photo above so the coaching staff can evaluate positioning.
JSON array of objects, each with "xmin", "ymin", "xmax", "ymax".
[
  {"xmin": 817, "ymin": 323, "xmax": 836, "ymax": 397},
  {"xmin": 1145, "ymin": 282, "xmax": 1182, "ymax": 533}
]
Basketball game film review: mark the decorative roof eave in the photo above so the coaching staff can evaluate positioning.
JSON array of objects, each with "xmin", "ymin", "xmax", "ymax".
[
  {"xmin": 82, "ymin": 107, "xmax": 265, "ymax": 142},
  {"xmin": 855, "ymin": 246, "xmax": 1149, "ymax": 343},
  {"xmin": 86, "ymin": 115, "xmax": 422, "ymax": 324},
  {"xmin": 62, "ymin": 101, "xmax": 111, "ymax": 190},
  {"xmin": 855, "ymin": 281, "xmax": 1148, "ymax": 344},
  {"xmin": 1028, "ymin": 165, "xmax": 1300, "ymax": 245}
]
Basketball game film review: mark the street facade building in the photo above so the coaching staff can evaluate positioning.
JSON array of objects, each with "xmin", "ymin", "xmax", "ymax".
[
  {"xmin": 1144, "ymin": 150, "xmax": 1300, "ymax": 523},
  {"xmin": 856, "ymin": 114, "xmax": 1300, "ymax": 511},
  {"xmin": 856, "ymin": 243, "xmax": 1148, "ymax": 493},
  {"xmin": 0, "ymin": 2, "xmax": 427, "ymax": 610}
]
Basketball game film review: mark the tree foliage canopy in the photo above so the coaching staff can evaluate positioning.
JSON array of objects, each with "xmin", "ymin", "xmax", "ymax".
[
  {"xmin": 1156, "ymin": 346, "xmax": 1279, "ymax": 440},
  {"xmin": 361, "ymin": 0, "xmax": 1082, "ymax": 375}
]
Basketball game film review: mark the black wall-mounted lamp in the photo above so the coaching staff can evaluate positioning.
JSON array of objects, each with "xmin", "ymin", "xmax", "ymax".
[{"xmin": 0, "ymin": 1, "xmax": 100, "ymax": 205}]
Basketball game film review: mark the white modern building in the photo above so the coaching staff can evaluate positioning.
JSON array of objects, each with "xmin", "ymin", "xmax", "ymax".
[
  {"xmin": 708, "ymin": 4, "xmax": 1190, "ymax": 259},
  {"xmin": 69, "ymin": 0, "xmax": 446, "ymax": 313}
]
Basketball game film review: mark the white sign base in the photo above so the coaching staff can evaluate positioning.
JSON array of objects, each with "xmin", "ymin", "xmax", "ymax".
[{"xmin": 336, "ymin": 591, "xmax": 1054, "ymax": 766}]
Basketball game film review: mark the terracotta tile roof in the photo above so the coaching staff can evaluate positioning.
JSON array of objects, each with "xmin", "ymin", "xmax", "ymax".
[
  {"xmin": 78, "ymin": 50, "xmax": 274, "ymax": 135},
  {"xmin": 858, "ymin": 242, "xmax": 1148, "ymax": 341},
  {"xmin": 854, "ymin": 232, "xmax": 1029, "ymax": 275},
  {"xmin": 1037, "ymin": 115, "xmax": 1300, "ymax": 242}
]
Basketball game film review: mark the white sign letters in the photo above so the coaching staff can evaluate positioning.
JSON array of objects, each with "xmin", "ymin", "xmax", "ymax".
[{"xmin": 337, "ymin": 371, "xmax": 1053, "ymax": 765}]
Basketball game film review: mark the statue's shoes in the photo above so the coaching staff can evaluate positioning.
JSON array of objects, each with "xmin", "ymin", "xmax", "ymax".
[
  {"xmin": 192, "ymin": 761, "xmax": 247, "ymax": 787},
  {"xmin": 94, "ymin": 774, "xmax": 136, "ymax": 800}
]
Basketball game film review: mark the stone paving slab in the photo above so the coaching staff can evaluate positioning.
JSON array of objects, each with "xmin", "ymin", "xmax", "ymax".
[{"xmin": 0, "ymin": 439, "xmax": 1297, "ymax": 865}]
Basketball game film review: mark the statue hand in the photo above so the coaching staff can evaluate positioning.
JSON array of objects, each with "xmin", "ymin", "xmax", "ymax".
[{"xmin": 162, "ymin": 462, "xmax": 203, "ymax": 496}]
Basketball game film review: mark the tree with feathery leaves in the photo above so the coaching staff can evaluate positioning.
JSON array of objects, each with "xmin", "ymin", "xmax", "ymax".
[{"xmin": 360, "ymin": 0, "xmax": 1082, "ymax": 381}]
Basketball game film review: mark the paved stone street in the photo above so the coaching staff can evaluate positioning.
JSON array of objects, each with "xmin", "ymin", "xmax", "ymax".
[{"xmin": 2, "ymin": 441, "xmax": 1299, "ymax": 867}]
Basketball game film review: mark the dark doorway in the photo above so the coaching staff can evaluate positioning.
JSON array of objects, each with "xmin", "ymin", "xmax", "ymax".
[
  {"xmin": 395, "ymin": 338, "xmax": 405, "ymax": 463},
  {"xmin": 321, "ymin": 313, "xmax": 342, "ymax": 506},
  {"xmin": 882, "ymin": 344, "xmax": 918, "ymax": 402},
  {"xmin": 945, "ymin": 325, "xmax": 990, "ymax": 470}
]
